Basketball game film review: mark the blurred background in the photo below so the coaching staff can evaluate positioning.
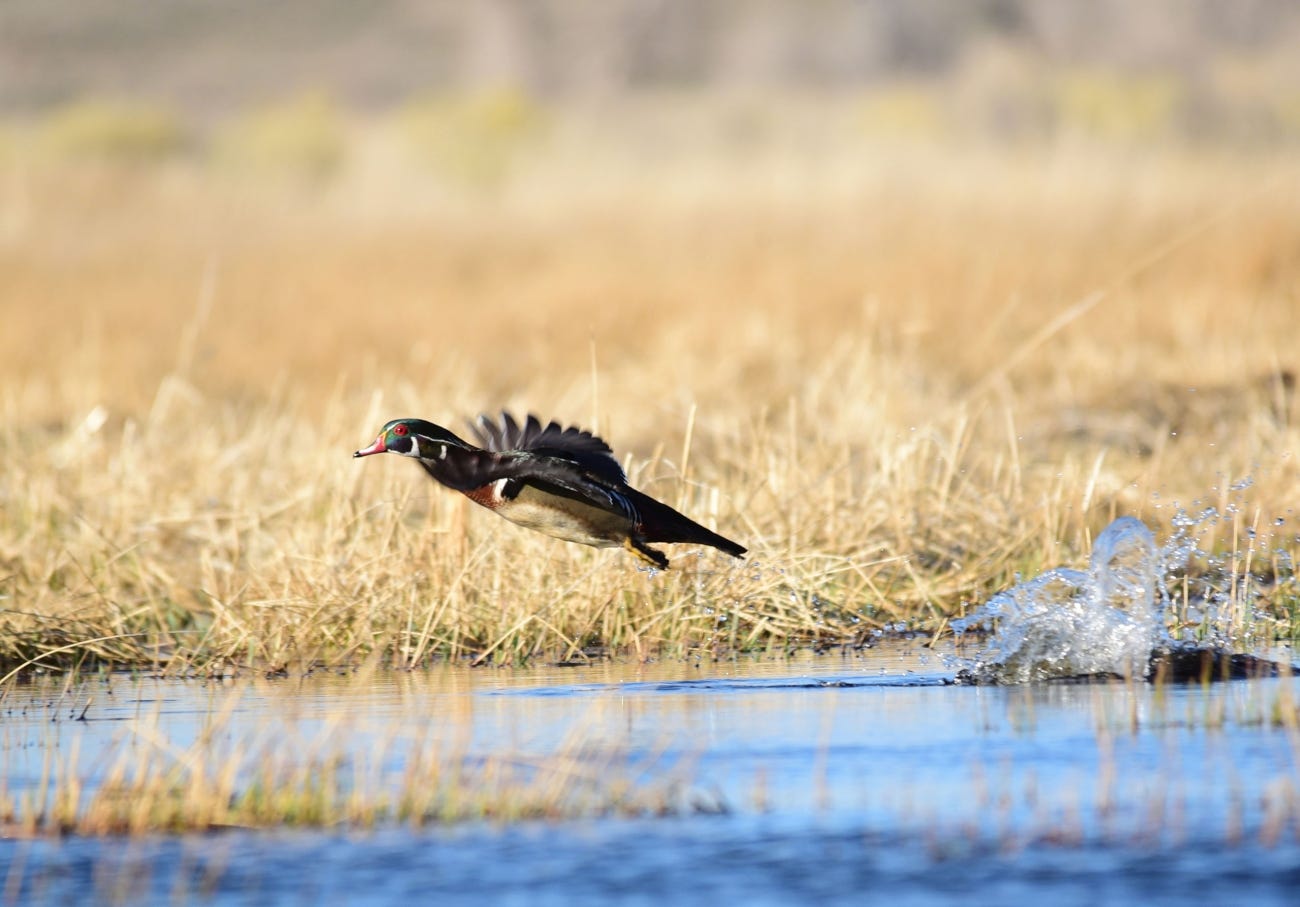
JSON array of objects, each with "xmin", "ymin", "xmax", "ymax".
[
  {"xmin": 2, "ymin": 0, "xmax": 1298, "ymax": 481},
  {"xmin": 4, "ymin": 1, "xmax": 1300, "ymax": 136}
]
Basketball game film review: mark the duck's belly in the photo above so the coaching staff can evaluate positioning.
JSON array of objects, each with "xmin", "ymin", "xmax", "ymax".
[{"xmin": 475, "ymin": 484, "xmax": 631, "ymax": 548}]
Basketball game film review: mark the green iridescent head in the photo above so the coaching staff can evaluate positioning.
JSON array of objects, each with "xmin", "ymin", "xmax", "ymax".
[{"xmin": 353, "ymin": 418, "xmax": 467, "ymax": 459}]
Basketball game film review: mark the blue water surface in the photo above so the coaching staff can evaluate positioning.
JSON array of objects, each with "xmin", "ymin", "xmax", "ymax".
[{"xmin": 2, "ymin": 643, "xmax": 1298, "ymax": 905}]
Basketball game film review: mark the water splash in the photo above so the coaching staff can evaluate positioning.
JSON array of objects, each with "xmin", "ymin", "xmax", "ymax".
[
  {"xmin": 952, "ymin": 517, "xmax": 1161, "ymax": 683},
  {"xmin": 950, "ymin": 499, "xmax": 1298, "ymax": 683}
]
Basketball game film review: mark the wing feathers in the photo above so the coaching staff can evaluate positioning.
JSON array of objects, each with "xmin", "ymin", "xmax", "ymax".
[{"xmin": 470, "ymin": 411, "xmax": 626, "ymax": 484}]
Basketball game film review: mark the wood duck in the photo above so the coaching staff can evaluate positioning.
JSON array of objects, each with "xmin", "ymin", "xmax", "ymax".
[{"xmin": 354, "ymin": 412, "xmax": 746, "ymax": 569}]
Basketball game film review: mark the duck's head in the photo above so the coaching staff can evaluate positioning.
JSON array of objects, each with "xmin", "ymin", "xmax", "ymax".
[{"xmin": 353, "ymin": 419, "xmax": 469, "ymax": 459}]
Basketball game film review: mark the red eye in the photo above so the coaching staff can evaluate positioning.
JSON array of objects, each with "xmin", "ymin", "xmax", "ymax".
[{"xmin": 393, "ymin": 424, "xmax": 408, "ymax": 436}]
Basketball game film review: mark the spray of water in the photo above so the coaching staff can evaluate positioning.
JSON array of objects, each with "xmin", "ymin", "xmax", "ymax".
[
  {"xmin": 951, "ymin": 503, "xmax": 1283, "ymax": 684},
  {"xmin": 952, "ymin": 517, "xmax": 1161, "ymax": 683}
]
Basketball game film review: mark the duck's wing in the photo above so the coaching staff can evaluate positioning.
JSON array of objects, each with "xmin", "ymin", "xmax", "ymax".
[
  {"xmin": 424, "ymin": 445, "xmax": 636, "ymax": 522},
  {"xmin": 469, "ymin": 412, "xmax": 627, "ymax": 484},
  {"xmin": 491, "ymin": 451, "xmax": 640, "ymax": 521}
]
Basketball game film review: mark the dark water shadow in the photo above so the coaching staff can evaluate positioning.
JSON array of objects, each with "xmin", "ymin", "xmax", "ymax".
[{"xmin": 956, "ymin": 645, "xmax": 1297, "ymax": 685}]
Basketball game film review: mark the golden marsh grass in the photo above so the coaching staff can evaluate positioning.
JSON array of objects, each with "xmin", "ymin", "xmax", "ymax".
[{"xmin": 2, "ymin": 105, "xmax": 1300, "ymax": 672}]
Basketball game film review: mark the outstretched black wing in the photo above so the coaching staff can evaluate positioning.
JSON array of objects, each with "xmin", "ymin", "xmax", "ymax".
[
  {"xmin": 492, "ymin": 451, "xmax": 640, "ymax": 522},
  {"xmin": 407, "ymin": 412, "xmax": 634, "ymax": 520},
  {"xmin": 469, "ymin": 412, "xmax": 627, "ymax": 484}
]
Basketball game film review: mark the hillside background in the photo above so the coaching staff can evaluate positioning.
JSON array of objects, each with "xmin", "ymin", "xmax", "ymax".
[{"xmin": 2, "ymin": 0, "xmax": 1298, "ymax": 145}]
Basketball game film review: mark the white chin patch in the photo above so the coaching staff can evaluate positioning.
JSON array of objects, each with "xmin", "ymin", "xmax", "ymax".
[{"xmin": 400, "ymin": 441, "xmax": 445, "ymax": 460}]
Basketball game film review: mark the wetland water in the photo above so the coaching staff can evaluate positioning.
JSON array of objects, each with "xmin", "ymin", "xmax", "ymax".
[{"xmin": 2, "ymin": 642, "xmax": 1299, "ymax": 905}]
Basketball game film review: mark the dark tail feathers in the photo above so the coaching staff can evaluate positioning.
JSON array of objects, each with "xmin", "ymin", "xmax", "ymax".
[{"xmin": 629, "ymin": 490, "xmax": 747, "ymax": 559}]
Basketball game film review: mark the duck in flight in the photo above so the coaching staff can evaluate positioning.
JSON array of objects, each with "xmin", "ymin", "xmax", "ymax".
[{"xmin": 354, "ymin": 412, "xmax": 746, "ymax": 569}]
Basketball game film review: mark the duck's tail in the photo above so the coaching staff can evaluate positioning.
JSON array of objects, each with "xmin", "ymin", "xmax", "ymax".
[{"xmin": 629, "ymin": 490, "xmax": 747, "ymax": 559}]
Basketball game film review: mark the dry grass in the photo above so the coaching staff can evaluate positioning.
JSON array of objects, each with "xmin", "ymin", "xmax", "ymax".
[{"xmin": 2, "ymin": 104, "xmax": 1300, "ymax": 672}]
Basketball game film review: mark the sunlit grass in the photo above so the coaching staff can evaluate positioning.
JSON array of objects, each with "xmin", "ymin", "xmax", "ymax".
[{"xmin": 1, "ymin": 101, "xmax": 1299, "ymax": 673}]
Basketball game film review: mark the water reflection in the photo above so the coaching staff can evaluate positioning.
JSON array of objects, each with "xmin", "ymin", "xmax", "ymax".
[{"xmin": 1, "ymin": 642, "xmax": 1298, "ymax": 905}]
